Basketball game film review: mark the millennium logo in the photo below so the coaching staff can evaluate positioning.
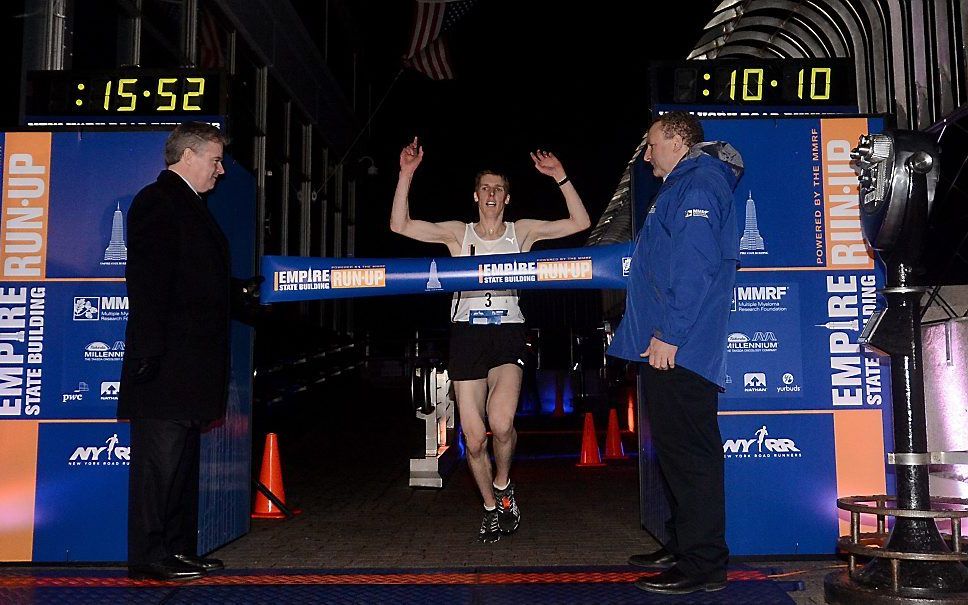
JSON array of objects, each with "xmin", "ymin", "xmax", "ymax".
[
  {"xmin": 739, "ymin": 191, "xmax": 766, "ymax": 252},
  {"xmin": 102, "ymin": 202, "xmax": 127, "ymax": 263}
]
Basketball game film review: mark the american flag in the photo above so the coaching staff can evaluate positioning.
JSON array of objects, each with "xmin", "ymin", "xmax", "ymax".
[{"xmin": 405, "ymin": 0, "xmax": 476, "ymax": 80}]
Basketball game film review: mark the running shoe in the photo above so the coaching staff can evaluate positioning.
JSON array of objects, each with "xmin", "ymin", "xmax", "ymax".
[
  {"xmin": 479, "ymin": 507, "xmax": 501, "ymax": 543},
  {"xmin": 494, "ymin": 482, "xmax": 521, "ymax": 534}
]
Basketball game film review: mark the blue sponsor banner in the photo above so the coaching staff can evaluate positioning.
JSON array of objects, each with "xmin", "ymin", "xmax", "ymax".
[
  {"xmin": 0, "ymin": 282, "xmax": 127, "ymax": 420},
  {"xmin": 46, "ymin": 132, "xmax": 168, "ymax": 279},
  {"xmin": 720, "ymin": 413, "xmax": 838, "ymax": 555},
  {"xmin": 260, "ymin": 243, "xmax": 634, "ymax": 303},
  {"xmin": 700, "ymin": 117, "xmax": 885, "ymax": 270},
  {"xmin": 723, "ymin": 270, "xmax": 891, "ymax": 412},
  {"xmin": 32, "ymin": 422, "xmax": 129, "ymax": 562}
]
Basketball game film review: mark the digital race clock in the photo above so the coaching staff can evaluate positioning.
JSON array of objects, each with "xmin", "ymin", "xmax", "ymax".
[
  {"xmin": 24, "ymin": 69, "xmax": 226, "ymax": 117},
  {"xmin": 651, "ymin": 59, "xmax": 856, "ymax": 108}
]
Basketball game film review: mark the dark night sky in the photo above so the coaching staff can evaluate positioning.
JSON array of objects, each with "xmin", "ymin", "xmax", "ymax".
[
  {"xmin": 345, "ymin": 1, "xmax": 713, "ymax": 258},
  {"xmin": 338, "ymin": 1, "xmax": 713, "ymax": 333}
]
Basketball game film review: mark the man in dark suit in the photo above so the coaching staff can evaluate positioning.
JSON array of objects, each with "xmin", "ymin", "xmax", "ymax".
[{"xmin": 119, "ymin": 122, "xmax": 243, "ymax": 581}]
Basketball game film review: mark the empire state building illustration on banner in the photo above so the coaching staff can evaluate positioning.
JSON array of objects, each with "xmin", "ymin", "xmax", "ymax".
[
  {"xmin": 739, "ymin": 191, "xmax": 766, "ymax": 253},
  {"xmin": 102, "ymin": 202, "xmax": 127, "ymax": 264}
]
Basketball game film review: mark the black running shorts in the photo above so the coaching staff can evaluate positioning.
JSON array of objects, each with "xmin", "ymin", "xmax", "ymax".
[{"xmin": 448, "ymin": 322, "xmax": 529, "ymax": 381}]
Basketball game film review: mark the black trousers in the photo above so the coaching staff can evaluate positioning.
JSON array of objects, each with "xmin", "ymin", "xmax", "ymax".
[
  {"xmin": 128, "ymin": 418, "xmax": 201, "ymax": 566},
  {"xmin": 640, "ymin": 364, "xmax": 728, "ymax": 577}
]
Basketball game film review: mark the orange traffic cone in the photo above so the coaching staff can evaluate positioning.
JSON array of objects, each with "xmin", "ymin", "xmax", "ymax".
[
  {"xmin": 626, "ymin": 386, "xmax": 636, "ymax": 433},
  {"xmin": 576, "ymin": 412, "xmax": 605, "ymax": 467},
  {"xmin": 604, "ymin": 408, "xmax": 628, "ymax": 460},
  {"xmin": 252, "ymin": 433, "xmax": 297, "ymax": 519}
]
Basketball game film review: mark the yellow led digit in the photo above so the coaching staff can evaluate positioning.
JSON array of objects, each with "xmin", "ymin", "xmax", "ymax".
[
  {"xmin": 811, "ymin": 67, "xmax": 832, "ymax": 100},
  {"xmin": 743, "ymin": 68, "xmax": 764, "ymax": 101},
  {"xmin": 182, "ymin": 77, "xmax": 206, "ymax": 111},
  {"xmin": 157, "ymin": 78, "xmax": 177, "ymax": 111},
  {"xmin": 103, "ymin": 81, "xmax": 113, "ymax": 110},
  {"xmin": 117, "ymin": 78, "xmax": 138, "ymax": 111},
  {"xmin": 729, "ymin": 70, "xmax": 737, "ymax": 100}
]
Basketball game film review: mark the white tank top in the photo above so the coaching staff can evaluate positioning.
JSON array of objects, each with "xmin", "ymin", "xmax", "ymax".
[{"xmin": 451, "ymin": 222, "xmax": 526, "ymax": 324}]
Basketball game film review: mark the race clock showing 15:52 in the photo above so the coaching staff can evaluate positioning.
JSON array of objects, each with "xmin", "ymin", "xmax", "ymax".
[
  {"xmin": 24, "ymin": 69, "xmax": 225, "ymax": 116},
  {"xmin": 650, "ymin": 59, "xmax": 857, "ymax": 108}
]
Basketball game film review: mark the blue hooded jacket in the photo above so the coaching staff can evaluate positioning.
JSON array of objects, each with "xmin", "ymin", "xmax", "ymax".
[{"xmin": 608, "ymin": 142, "xmax": 743, "ymax": 388}]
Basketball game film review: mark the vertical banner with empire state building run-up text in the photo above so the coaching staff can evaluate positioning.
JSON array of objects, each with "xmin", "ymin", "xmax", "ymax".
[
  {"xmin": 698, "ymin": 117, "xmax": 892, "ymax": 555},
  {"xmin": 0, "ymin": 131, "xmax": 162, "ymax": 562},
  {"xmin": 0, "ymin": 130, "xmax": 254, "ymax": 563}
]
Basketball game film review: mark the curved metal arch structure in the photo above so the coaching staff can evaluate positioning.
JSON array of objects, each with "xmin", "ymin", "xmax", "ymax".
[{"xmin": 688, "ymin": 0, "xmax": 968, "ymax": 130}]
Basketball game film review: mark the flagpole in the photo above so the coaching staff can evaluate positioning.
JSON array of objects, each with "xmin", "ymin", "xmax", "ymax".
[{"xmin": 314, "ymin": 68, "xmax": 406, "ymax": 197}]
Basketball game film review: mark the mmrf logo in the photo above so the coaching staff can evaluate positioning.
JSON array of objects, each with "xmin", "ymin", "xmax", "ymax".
[
  {"xmin": 727, "ymin": 331, "xmax": 779, "ymax": 353},
  {"xmin": 100, "ymin": 381, "xmax": 120, "ymax": 400},
  {"xmin": 732, "ymin": 285, "xmax": 790, "ymax": 313},
  {"xmin": 73, "ymin": 296, "xmax": 128, "ymax": 321},
  {"xmin": 68, "ymin": 433, "xmax": 130, "ymax": 466},
  {"xmin": 84, "ymin": 341, "xmax": 125, "ymax": 362},
  {"xmin": 723, "ymin": 425, "xmax": 802, "ymax": 459}
]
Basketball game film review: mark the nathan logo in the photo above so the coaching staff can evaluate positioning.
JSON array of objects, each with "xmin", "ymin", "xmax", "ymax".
[
  {"xmin": 68, "ymin": 433, "xmax": 130, "ymax": 466},
  {"xmin": 684, "ymin": 208, "xmax": 710, "ymax": 219},
  {"xmin": 743, "ymin": 372, "xmax": 767, "ymax": 392},
  {"xmin": 84, "ymin": 341, "xmax": 125, "ymax": 362},
  {"xmin": 622, "ymin": 257, "xmax": 632, "ymax": 277},
  {"xmin": 62, "ymin": 381, "xmax": 90, "ymax": 403},
  {"xmin": 73, "ymin": 296, "xmax": 128, "ymax": 321},
  {"xmin": 727, "ymin": 331, "xmax": 779, "ymax": 353},
  {"xmin": 100, "ymin": 381, "xmax": 120, "ymax": 400},
  {"xmin": 723, "ymin": 425, "xmax": 802, "ymax": 459}
]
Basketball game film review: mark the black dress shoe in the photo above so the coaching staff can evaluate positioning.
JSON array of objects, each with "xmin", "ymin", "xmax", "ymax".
[
  {"xmin": 634, "ymin": 566, "xmax": 727, "ymax": 594},
  {"xmin": 128, "ymin": 558, "xmax": 205, "ymax": 581},
  {"xmin": 173, "ymin": 553, "xmax": 225, "ymax": 571},
  {"xmin": 627, "ymin": 547, "xmax": 675, "ymax": 567}
]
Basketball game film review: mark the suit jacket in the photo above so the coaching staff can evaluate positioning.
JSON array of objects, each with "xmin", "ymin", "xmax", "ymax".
[{"xmin": 118, "ymin": 170, "xmax": 232, "ymax": 422}]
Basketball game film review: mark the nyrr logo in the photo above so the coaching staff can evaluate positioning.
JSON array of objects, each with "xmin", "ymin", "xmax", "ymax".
[
  {"xmin": 622, "ymin": 257, "xmax": 632, "ymax": 277},
  {"xmin": 723, "ymin": 425, "xmax": 802, "ymax": 459},
  {"xmin": 84, "ymin": 341, "xmax": 125, "ymax": 362},
  {"xmin": 73, "ymin": 296, "xmax": 128, "ymax": 321},
  {"xmin": 68, "ymin": 433, "xmax": 130, "ymax": 466},
  {"xmin": 684, "ymin": 208, "xmax": 710, "ymax": 219}
]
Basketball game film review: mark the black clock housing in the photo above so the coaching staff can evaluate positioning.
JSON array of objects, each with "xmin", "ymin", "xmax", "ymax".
[
  {"xmin": 24, "ymin": 69, "xmax": 226, "ymax": 117},
  {"xmin": 651, "ymin": 59, "xmax": 856, "ymax": 108}
]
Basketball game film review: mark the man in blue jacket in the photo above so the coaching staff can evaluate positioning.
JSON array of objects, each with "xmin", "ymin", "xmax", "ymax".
[{"xmin": 608, "ymin": 111, "xmax": 743, "ymax": 595}]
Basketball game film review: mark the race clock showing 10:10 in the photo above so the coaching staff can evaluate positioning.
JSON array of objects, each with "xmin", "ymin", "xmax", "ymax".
[
  {"xmin": 651, "ymin": 59, "xmax": 857, "ymax": 107},
  {"xmin": 24, "ymin": 70, "xmax": 225, "ymax": 116}
]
